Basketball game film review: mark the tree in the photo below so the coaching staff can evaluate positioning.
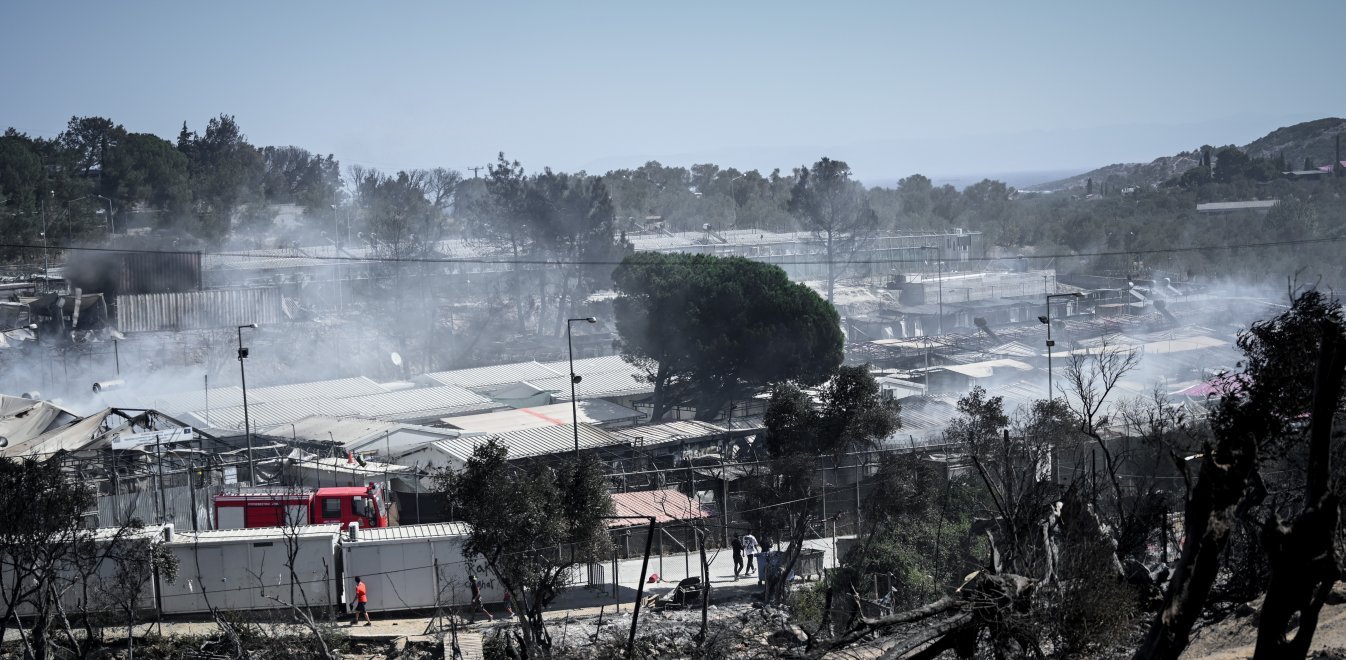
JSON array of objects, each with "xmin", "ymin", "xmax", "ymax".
[
  {"xmin": 894, "ymin": 173, "xmax": 934, "ymax": 220},
  {"xmin": 612, "ymin": 252, "xmax": 844, "ymax": 421},
  {"xmin": 1137, "ymin": 290, "xmax": 1346, "ymax": 659},
  {"xmin": 437, "ymin": 440, "xmax": 613, "ymax": 658},
  {"xmin": 179, "ymin": 114, "xmax": 265, "ymax": 241},
  {"xmin": 788, "ymin": 157, "xmax": 879, "ymax": 304},
  {"xmin": 104, "ymin": 132, "xmax": 191, "ymax": 221},
  {"xmin": 59, "ymin": 116, "xmax": 125, "ymax": 180},
  {"xmin": 0, "ymin": 130, "xmax": 47, "ymax": 261},
  {"xmin": 750, "ymin": 365, "xmax": 900, "ymax": 604},
  {"xmin": 1213, "ymin": 145, "xmax": 1252, "ymax": 183},
  {"xmin": 0, "ymin": 458, "xmax": 96, "ymax": 658}
]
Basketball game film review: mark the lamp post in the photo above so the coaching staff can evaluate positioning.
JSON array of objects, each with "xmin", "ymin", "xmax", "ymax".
[
  {"xmin": 95, "ymin": 195, "xmax": 114, "ymax": 236},
  {"xmin": 237, "ymin": 323, "xmax": 258, "ymax": 483},
  {"xmin": 728, "ymin": 175, "xmax": 745, "ymax": 228},
  {"xmin": 567, "ymin": 317, "xmax": 597, "ymax": 457},
  {"xmin": 1040, "ymin": 292, "xmax": 1083, "ymax": 400},
  {"xmin": 921, "ymin": 245, "xmax": 944, "ymax": 335},
  {"xmin": 39, "ymin": 191, "xmax": 51, "ymax": 294}
]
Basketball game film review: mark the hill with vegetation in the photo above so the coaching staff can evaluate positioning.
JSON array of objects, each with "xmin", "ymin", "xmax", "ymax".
[{"xmin": 1036, "ymin": 117, "xmax": 1346, "ymax": 192}]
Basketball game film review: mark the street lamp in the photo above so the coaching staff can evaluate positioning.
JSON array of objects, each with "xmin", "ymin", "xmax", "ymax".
[
  {"xmin": 237, "ymin": 323, "xmax": 258, "ymax": 483},
  {"xmin": 39, "ymin": 191, "xmax": 52, "ymax": 294},
  {"xmin": 95, "ymin": 195, "xmax": 114, "ymax": 236},
  {"xmin": 1041, "ymin": 293, "xmax": 1083, "ymax": 400},
  {"xmin": 921, "ymin": 245, "xmax": 944, "ymax": 335},
  {"xmin": 728, "ymin": 175, "xmax": 745, "ymax": 228},
  {"xmin": 567, "ymin": 317, "xmax": 598, "ymax": 457}
]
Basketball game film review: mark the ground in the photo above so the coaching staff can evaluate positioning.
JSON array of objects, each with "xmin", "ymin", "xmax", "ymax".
[
  {"xmin": 13, "ymin": 537, "xmax": 1346, "ymax": 659},
  {"xmin": 1178, "ymin": 584, "xmax": 1346, "ymax": 660}
]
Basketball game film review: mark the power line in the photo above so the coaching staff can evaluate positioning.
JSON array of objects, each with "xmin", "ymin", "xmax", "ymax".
[{"xmin": 3, "ymin": 234, "xmax": 1346, "ymax": 267}]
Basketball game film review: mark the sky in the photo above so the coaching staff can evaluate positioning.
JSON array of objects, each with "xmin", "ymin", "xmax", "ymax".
[{"xmin": 2, "ymin": 1, "xmax": 1343, "ymax": 186}]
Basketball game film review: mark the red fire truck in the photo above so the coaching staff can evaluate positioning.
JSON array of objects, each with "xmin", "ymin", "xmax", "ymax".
[{"xmin": 213, "ymin": 483, "xmax": 389, "ymax": 530}]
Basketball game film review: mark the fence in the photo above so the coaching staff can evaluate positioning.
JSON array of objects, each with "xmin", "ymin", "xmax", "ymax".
[{"xmin": 96, "ymin": 482, "xmax": 220, "ymax": 531}]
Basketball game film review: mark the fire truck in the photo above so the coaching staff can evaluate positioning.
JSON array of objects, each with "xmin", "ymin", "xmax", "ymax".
[{"xmin": 213, "ymin": 483, "xmax": 389, "ymax": 530}]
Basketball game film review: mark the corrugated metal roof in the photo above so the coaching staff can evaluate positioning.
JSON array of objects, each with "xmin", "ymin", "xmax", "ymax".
[
  {"xmin": 188, "ymin": 399, "xmax": 360, "ymax": 430},
  {"xmin": 986, "ymin": 341, "xmax": 1039, "ymax": 358},
  {"xmin": 1196, "ymin": 200, "xmax": 1279, "ymax": 212},
  {"xmin": 538, "ymin": 355, "xmax": 633, "ymax": 375},
  {"xmin": 481, "ymin": 424, "xmax": 625, "ymax": 459},
  {"xmin": 417, "ymin": 439, "xmax": 475, "ymax": 464},
  {"xmin": 251, "ymin": 377, "xmax": 389, "ymax": 402},
  {"xmin": 611, "ymin": 420, "xmax": 726, "ymax": 447},
  {"xmin": 440, "ymin": 400, "xmax": 645, "ymax": 434},
  {"xmin": 609, "ymin": 489, "xmax": 711, "ymax": 527},
  {"xmin": 88, "ymin": 525, "xmax": 169, "ymax": 542},
  {"xmin": 169, "ymin": 524, "xmax": 342, "ymax": 545},
  {"xmin": 939, "ymin": 359, "xmax": 1034, "ymax": 378},
  {"xmin": 346, "ymin": 522, "xmax": 472, "ymax": 543},
  {"xmin": 116, "ymin": 386, "xmax": 253, "ymax": 415},
  {"xmin": 291, "ymin": 454, "xmax": 413, "ymax": 477},
  {"xmin": 535, "ymin": 370, "xmax": 652, "ymax": 401},
  {"xmin": 419, "ymin": 361, "xmax": 563, "ymax": 390},
  {"xmin": 270, "ymin": 415, "xmax": 465, "ymax": 449},
  {"xmin": 339, "ymin": 386, "xmax": 501, "ymax": 422},
  {"xmin": 269, "ymin": 415, "xmax": 406, "ymax": 445},
  {"xmin": 893, "ymin": 397, "xmax": 961, "ymax": 432}
]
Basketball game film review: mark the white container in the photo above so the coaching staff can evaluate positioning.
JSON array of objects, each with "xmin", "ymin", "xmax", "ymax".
[
  {"xmin": 0, "ymin": 525, "xmax": 167, "ymax": 616},
  {"xmin": 159, "ymin": 525, "xmax": 341, "ymax": 614},
  {"xmin": 339, "ymin": 523, "xmax": 501, "ymax": 612}
]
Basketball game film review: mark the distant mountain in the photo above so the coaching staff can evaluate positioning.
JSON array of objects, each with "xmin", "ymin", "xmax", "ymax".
[{"xmin": 1032, "ymin": 118, "xmax": 1346, "ymax": 192}]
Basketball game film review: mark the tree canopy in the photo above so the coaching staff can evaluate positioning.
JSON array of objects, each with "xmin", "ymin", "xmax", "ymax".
[
  {"xmin": 612, "ymin": 251, "xmax": 844, "ymax": 421},
  {"xmin": 787, "ymin": 157, "xmax": 879, "ymax": 304}
]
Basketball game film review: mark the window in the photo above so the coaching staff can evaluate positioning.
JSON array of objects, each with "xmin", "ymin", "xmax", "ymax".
[
  {"xmin": 352, "ymin": 497, "xmax": 368, "ymax": 517},
  {"xmin": 322, "ymin": 498, "xmax": 342, "ymax": 519}
]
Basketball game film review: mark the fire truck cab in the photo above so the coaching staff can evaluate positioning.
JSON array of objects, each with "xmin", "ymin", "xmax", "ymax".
[{"xmin": 214, "ymin": 483, "xmax": 389, "ymax": 530}]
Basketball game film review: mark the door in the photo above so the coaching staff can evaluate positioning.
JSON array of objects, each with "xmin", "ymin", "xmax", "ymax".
[{"xmin": 245, "ymin": 506, "xmax": 284, "ymax": 528}]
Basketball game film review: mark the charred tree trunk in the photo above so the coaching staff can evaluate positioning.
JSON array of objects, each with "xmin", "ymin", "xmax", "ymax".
[
  {"xmin": 1253, "ymin": 327, "xmax": 1345, "ymax": 659},
  {"xmin": 1133, "ymin": 428, "xmax": 1261, "ymax": 660}
]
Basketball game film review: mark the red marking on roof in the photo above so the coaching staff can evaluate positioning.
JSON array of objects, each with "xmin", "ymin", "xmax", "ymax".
[{"xmin": 518, "ymin": 407, "xmax": 570, "ymax": 426}]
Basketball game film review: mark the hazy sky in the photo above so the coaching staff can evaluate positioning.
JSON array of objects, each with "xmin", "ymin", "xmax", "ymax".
[{"xmin": 3, "ymin": 1, "xmax": 1342, "ymax": 184}]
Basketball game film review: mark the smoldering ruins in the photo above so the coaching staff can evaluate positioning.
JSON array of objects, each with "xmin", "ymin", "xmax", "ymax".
[{"xmin": 3, "ymin": 123, "xmax": 1346, "ymax": 659}]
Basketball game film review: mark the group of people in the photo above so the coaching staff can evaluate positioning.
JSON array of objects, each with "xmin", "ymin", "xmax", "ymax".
[{"xmin": 730, "ymin": 532, "xmax": 774, "ymax": 579}]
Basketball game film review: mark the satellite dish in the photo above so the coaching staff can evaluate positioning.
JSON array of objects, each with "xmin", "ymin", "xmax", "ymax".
[{"xmin": 390, "ymin": 352, "xmax": 403, "ymax": 367}]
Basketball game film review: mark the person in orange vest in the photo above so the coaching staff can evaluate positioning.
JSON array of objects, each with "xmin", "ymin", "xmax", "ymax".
[{"xmin": 351, "ymin": 576, "xmax": 371, "ymax": 626}]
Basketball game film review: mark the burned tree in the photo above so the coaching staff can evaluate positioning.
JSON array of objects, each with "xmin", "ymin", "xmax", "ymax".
[
  {"xmin": 1137, "ymin": 289, "xmax": 1346, "ymax": 660},
  {"xmin": 0, "ymin": 458, "xmax": 95, "ymax": 659},
  {"xmin": 745, "ymin": 365, "xmax": 899, "ymax": 606},
  {"xmin": 437, "ymin": 439, "xmax": 613, "ymax": 658}
]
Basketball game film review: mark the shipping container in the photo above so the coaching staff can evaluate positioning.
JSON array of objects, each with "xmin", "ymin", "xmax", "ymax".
[
  {"xmin": 116, "ymin": 287, "xmax": 283, "ymax": 332},
  {"xmin": 159, "ymin": 525, "xmax": 341, "ymax": 614},
  {"xmin": 339, "ymin": 523, "xmax": 504, "ymax": 612},
  {"xmin": 0, "ymin": 525, "xmax": 168, "ymax": 616},
  {"xmin": 66, "ymin": 250, "xmax": 202, "ymax": 298}
]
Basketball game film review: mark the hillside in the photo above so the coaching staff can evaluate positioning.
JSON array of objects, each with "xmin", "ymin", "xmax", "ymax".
[{"xmin": 1034, "ymin": 117, "xmax": 1346, "ymax": 192}]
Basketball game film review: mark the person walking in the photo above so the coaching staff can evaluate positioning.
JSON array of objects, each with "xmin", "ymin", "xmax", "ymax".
[
  {"xmin": 350, "ymin": 576, "xmax": 371, "ymax": 626},
  {"xmin": 469, "ymin": 574, "xmax": 493, "ymax": 622},
  {"xmin": 731, "ymin": 536, "xmax": 744, "ymax": 578},
  {"xmin": 741, "ymin": 533, "xmax": 760, "ymax": 576}
]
